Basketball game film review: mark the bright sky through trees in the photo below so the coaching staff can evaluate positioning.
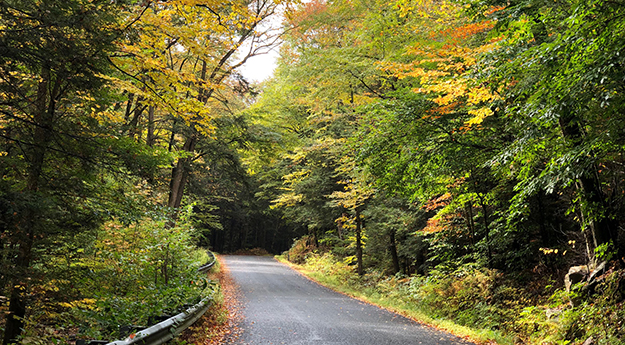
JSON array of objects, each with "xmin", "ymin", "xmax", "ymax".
[
  {"xmin": 238, "ymin": 46, "xmax": 280, "ymax": 82},
  {"xmin": 238, "ymin": 6, "xmax": 284, "ymax": 82}
]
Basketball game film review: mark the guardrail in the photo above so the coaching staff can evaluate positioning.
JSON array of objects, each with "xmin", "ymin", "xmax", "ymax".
[
  {"xmin": 197, "ymin": 251, "xmax": 216, "ymax": 274},
  {"xmin": 105, "ymin": 296, "xmax": 212, "ymax": 345},
  {"xmin": 98, "ymin": 251, "xmax": 218, "ymax": 345}
]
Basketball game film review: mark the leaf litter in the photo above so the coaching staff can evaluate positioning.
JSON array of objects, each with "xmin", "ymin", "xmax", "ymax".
[{"xmin": 178, "ymin": 255, "xmax": 245, "ymax": 344}]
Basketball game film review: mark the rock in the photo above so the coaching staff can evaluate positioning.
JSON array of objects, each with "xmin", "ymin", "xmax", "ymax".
[
  {"xmin": 565, "ymin": 265, "xmax": 589, "ymax": 293},
  {"xmin": 587, "ymin": 261, "xmax": 606, "ymax": 283},
  {"xmin": 586, "ymin": 261, "xmax": 607, "ymax": 294},
  {"xmin": 581, "ymin": 336, "xmax": 594, "ymax": 345},
  {"xmin": 545, "ymin": 307, "xmax": 561, "ymax": 321},
  {"xmin": 565, "ymin": 265, "xmax": 590, "ymax": 306}
]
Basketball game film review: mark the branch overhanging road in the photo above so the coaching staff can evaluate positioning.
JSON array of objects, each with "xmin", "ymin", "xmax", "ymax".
[{"xmin": 223, "ymin": 255, "xmax": 475, "ymax": 345}]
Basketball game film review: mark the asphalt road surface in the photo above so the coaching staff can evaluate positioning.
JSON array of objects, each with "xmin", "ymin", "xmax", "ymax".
[{"xmin": 223, "ymin": 255, "xmax": 475, "ymax": 345}]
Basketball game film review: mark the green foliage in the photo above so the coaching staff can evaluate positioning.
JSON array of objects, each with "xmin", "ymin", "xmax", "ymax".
[
  {"xmin": 515, "ymin": 270, "xmax": 625, "ymax": 345},
  {"xmin": 594, "ymin": 242, "xmax": 616, "ymax": 263},
  {"xmin": 302, "ymin": 252, "xmax": 355, "ymax": 283},
  {"xmin": 3, "ymin": 0, "xmax": 625, "ymax": 342},
  {"xmin": 409, "ymin": 264, "xmax": 522, "ymax": 331},
  {"xmin": 0, "ymin": 0, "xmax": 287, "ymax": 343},
  {"xmin": 10, "ymin": 214, "xmax": 213, "ymax": 343}
]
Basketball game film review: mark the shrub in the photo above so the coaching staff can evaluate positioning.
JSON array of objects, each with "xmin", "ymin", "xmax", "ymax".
[
  {"xmin": 12, "ymin": 213, "xmax": 214, "ymax": 344},
  {"xmin": 285, "ymin": 235, "xmax": 316, "ymax": 264},
  {"xmin": 407, "ymin": 264, "xmax": 516, "ymax": 329},
  {"xmin": 303, "ymin": 252, "xmax": 354, "ymax": 283}
]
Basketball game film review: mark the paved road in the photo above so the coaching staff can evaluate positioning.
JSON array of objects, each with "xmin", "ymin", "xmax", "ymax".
[{"xmin": 223, "ymin": 255, "xmax": 474, "ymax": 345}]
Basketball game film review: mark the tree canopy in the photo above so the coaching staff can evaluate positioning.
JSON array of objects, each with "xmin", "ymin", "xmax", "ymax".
[{"xmin": 2, "ymin": 0, "xmax": 625, "ymax": 344}]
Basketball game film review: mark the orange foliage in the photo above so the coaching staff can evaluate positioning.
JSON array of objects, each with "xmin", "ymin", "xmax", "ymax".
[
  {"xmin": 484, "ymin": 5, "xmax": 506, "ymax": 16},
  {"xmin": 375, "ymin": 2, "xmax": 501, "ymax": 128},
  {"xmin": 438, "ymin": 21, "xmax": 494, "ymax": 42},
  {"xmin": 423, "ymin": 193, "xmax": 452, "ymax": 211},
  {"xmin": 286, "ymin": 0, "xmax": 328, "ymax": 28},
  {"xmin": 179, "ymin": 256, "xmax": 244, "ymax": 344},
  {"xmin": 422, "ymin": 217, "xmax": 444, "ymax": 233}
]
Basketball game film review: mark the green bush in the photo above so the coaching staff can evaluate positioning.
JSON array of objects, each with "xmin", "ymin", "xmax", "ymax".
[
  {"xmin": 407, "ymin": 264, "xmax": 518, "ymax": 330},
  {"xmin": 15, "ymin": 212, "xmax": 214, "ymax": 344},
  {"xmin": 302, "ymin": 252, "xmax": 354, "ymax": 283}
]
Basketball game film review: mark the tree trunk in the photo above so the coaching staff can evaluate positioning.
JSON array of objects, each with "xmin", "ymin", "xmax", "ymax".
[
  {"xmin": 124, "ymin": 92, "xmax": 135, "ymax": 122},
  {"xmin": 167, "ymin": 135, "xmax": 197, "ymax": 213},
  {"xmin": 166, "ymin": 59, "xmax": 210, "ymax": 217},
  {"xmin": 389, "ymin": 229, "xmax": 400, "ymax": 275},
  {"xmin": 168, "ymin": 118, "xmax": 178, "ymax": 152},
  {"xmin": 3, "ymin": 66, "xmax": 57, "ymax": 345},
  {"xmin": 558, "ymin": 109, "xmax": 618, "ymax": 262},
  {"xmin": 477, "ymin": 194, "xmax": 493, "ymax": 268},
  {"xmin": 128, "ymin": 95, "xmax": 146, "ymax": 139},
  {"xmin": 355, "ymin": 208, "xmax": 364, "ymax": 276},
  {"xmin": 146, "ymin": 105, "xmax": 156, "ymax": 147},
  {"xmin": 465, "ymin": 200, "xmax": 475, "ymax": 247},
  {"xmin": 337, "ymin": 213, "xmax": 345, "ymax": 240}
]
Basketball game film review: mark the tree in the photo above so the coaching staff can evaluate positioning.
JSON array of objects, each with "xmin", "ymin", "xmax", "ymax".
[
  {"xmin": 329, "ymin": 157, "xmax": 375, "ymax": 276},
  {"xmin": 109, "ymin": 0, "xmax": 285, "ymax": 219},
  {"xmin": 0, "ymin": 0, "xmax": 164, "ymax": 342},
  {"xmin": 474, "ymin": 0, "xmax": 625, "ymax": 264}
]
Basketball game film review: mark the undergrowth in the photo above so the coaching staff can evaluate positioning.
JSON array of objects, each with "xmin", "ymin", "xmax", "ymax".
[{"xmin": 3, "ymin": 211, "xmax": 215, "ymax": 345}]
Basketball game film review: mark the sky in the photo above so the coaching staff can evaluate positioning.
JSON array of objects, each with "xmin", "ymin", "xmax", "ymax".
[
  {"xmin": 238, "ymin": 46, "xmax": 281, "ymax": 83},
  {"xmin": 236, "ymin": 5, "xmax": 285, "ymax": 84}
]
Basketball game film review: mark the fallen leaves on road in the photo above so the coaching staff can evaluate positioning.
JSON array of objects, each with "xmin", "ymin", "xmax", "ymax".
[{"xmin": 178, "ymin": 255, "xmax": 244, "ymax": 344}]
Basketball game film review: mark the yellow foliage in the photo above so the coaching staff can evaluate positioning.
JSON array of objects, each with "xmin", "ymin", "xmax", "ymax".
[
  {"xmin": 59, "ymin": 298, "xmax": 98, "ymax": 310},
  {"xmin": 110, "ymin": 0, "xmax": 284, "ymax": 141},
  {"xmin": 375, "ymin": 1, "xmax": 500, "ymax": 126},
  {"xmin": 283, "ymin": 169, "xmax": 311, "ymax": 184},
  {"xmin": 466, "ymin": 107, "xmax": 493, "ymax": 126},
  {"xmin": 271, "ymin": 192, "xmax": 304, "ymax": 208}
]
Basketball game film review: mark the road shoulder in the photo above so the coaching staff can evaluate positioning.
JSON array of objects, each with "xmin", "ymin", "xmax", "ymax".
[{"xmin": 276, "ymin": 256, "xmax": 499, "ymax": 345}]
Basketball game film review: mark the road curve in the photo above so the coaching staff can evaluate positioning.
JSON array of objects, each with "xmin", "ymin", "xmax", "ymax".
[{"xmin": 223, "ymin": 255, "xmax": 474, "ymax": 345}]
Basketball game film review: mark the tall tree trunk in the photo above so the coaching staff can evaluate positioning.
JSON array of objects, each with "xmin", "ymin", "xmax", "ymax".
[
  {"xmin": 389, "ymin": 229, "xmax": 400, "ymax": 275},
  {"xmin": 477, "ymin": 194, "xmax": 493, "ymax": 268},
  {"xmin": 337, "ymin": 213, "xmax": 346, "ymax": 240},
  {"xmin": 465, "ymin": 200, "xmax": 475, "ymax": 247},
  {"xmin": 168, "ymin": 118, "xmax": 178, "ymax": 152},
  {"xmin": 167, "ymin": 135, "xmax": 197, "ymax": 214},
  {"xmin": 558, "ymin": 109, "xmax": 618, "ymax": 263},
  {"xmin": 146, "ymin": 105, "xmax": 156, "ymax": 147},
  {"xmin": 3, "ymin": 66, "xmax": 57, "ymax": 345},
  {"xmin": 128, "ymin": 95, "xmax": 146, "ymax": 139},
  {"xmin": 166, "ymin": 60, "xmax": 210, "ymax": 218},
  {"xmin": 355, "ymin": 208, "xmax": 364, "ymax": 276},
  {"xmin": 124, "ymin": 92, "xmax": 135, "ymax": 122}
]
